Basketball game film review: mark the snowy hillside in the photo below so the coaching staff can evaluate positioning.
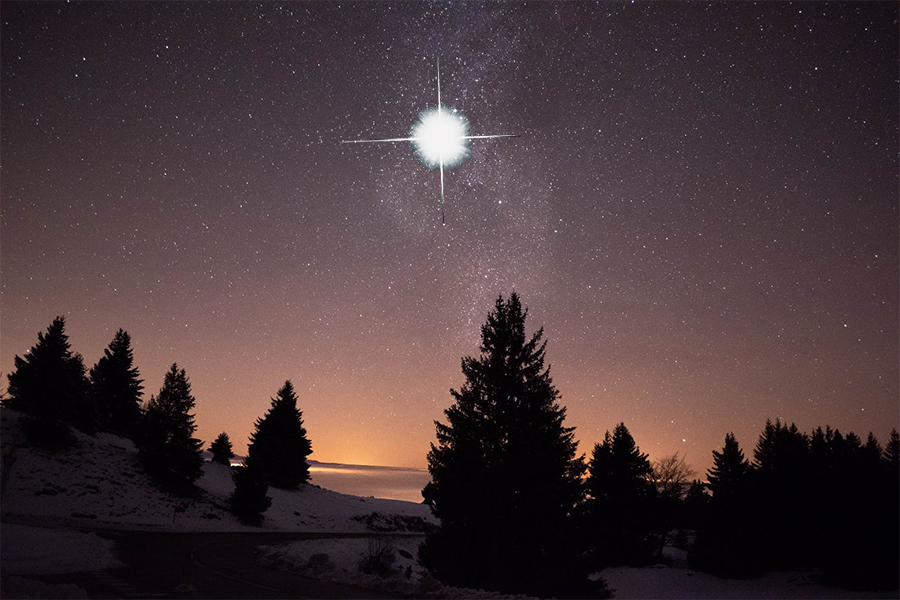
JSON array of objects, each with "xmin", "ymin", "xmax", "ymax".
[{"xmin": 0, "ymin": 409, "xmax": 434, "ymax": 533}]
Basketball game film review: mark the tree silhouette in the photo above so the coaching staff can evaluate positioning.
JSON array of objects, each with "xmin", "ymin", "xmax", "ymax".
[
  {"xmin": 752, "ymin": 419, "xmax": 809, "ymax": 568},
  {"xmin": 140, "ymin": 364, "xmax": 204, "ymax": 494},
  {"xmin": 651, "ymin": 453, "xmax": 695, "ymax": 557},
  {"xmin": 209, "ymin": 432, "xmax": 235, "ymax": 466},
  {"xmin": 421, "ymin": 293, "xmax": 594, "ymax": 598},
  {"xmin": 706, "ymin": 432, "xmax": 748, "ymax": 498},
  {"xmin": 884, "ymin": 428, "xmax": 899, "ymax": 476},
  {"xmin": 247, "ymin": 380, "xmax": 312, "ymax": 490},
  {"xmin": 90, "ymin": 329, "xmax": 143, "ymax": 439},
  {"xmin": 229, "ymin": 454, "xmax": 271, "ymax": 526},
  {"xmin": 693, "ymin": 432, "xmax": 760, "ymax": 576},
  {"xmin": 585, "ymin": 422, "xmax": 656, "ymax": 566},
  {"xmin": 5, "ymin": 316, "xmax": 94, "ymax": 446}
]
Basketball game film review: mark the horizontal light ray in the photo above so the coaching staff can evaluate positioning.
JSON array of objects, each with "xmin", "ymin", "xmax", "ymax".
[
  {"xmin": 341, "ymin": 134, "xmax": 521, "ymax": 144},
  {"xmin": 341, "ymin": 137, "xmax": 418, "ymax": 144}
]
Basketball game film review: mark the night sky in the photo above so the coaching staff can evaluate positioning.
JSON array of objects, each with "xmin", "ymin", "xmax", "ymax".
[{"xmin": 2, "ymin": 2, "xmax": 897, "ymax": 473}]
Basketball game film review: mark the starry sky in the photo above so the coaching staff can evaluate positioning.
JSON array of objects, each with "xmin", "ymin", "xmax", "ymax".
[{"xmin": 2, "ymin": 2, "xmax": 897, "ymax": 474}]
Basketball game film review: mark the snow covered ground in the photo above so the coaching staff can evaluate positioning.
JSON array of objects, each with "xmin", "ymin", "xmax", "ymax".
[
  {"xmin": 1, "ymin": 409, "xmax": 434, "ymax": 533},
  {"xmin": 1, "ymin": 524, "xmax": 121, "ymax": 575},
  {"xmin": 598, "ymin": 546, "xmax": 897, "ymax": 599},
  {"xmin": 258, "ymin": 537, "xmax": 536, "ymax": 599}
]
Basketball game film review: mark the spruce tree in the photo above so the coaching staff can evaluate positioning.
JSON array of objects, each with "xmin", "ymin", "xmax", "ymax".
[
  {"xmin": 229, "ymin": 454, "xmax": 271, "ymax": 526},
  {"xmin": 422, "ymin": 294, "xmax": 592, "ymax": 598},
  {"xmin": 209, "ymin": 432, "xmax": 235, "ymax": 466},
  {"xmin": 247, "ymin": 380, "xmax": 312, "ymax": 490},
  {"xmin": 5, "ymin": 316, "xmax": 94, "ymax": 445},
  {"xmin": 90, "ymin": 329, "xmax": 143, "ymax": 439},
  {"xmin": 140, "ymin": 364, "xmax": 204, "ymax": 493},
  {"xmin": 585, "ymin": 423, "xmax": 656, "ymax": 566}
]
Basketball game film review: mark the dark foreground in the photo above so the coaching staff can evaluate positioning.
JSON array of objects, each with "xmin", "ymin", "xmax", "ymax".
[{"xmin": 2, "ymin": 530, "xmax": 398, "ymax": 599}]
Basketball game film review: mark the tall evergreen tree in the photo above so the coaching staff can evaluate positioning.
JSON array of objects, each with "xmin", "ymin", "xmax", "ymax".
[
  {"xmin": 5, "ymin": 316, "xmax": 94, "ymax": 444},
  {"xmin": 585, "ymin": 423, "xmax": 656, "ymax": 566},
  {"xmin": 247, "ymin": 380, "xmax": 312, "ymax": 490},
  {"xmin": 140, "ymin": 364, "xmax": 204, "ymax": 493},
  {"xmin": 229, "ymin": 454, "xmax": 271, "ymax": 526},
  {"xmin": 706, "ymin": 432, "xmax": 748, "ymax": 498},
  {"xmin": 693, "ymin": 432, "xmax": 760, "ymax": 576},
  {"xmin": 422, "ymin": 294, "xmax": 593, "ymax": 598},
  {"xmin": 209, "ymin": 432, "xmax": 235, "ymax": 466},
  {"xmin": 90, "ymin": 329, "xmax": 143, "ymax": 438}
]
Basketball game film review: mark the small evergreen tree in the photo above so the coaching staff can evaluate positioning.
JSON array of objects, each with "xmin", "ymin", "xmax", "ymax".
[
  {"xmin": 90, "ymin": 329, "xmax": 143, "ymax": 439},
  {"xmin": 229, "ymin": 455, "xmax": 271, "ymax": 526},
  {"xmin": 247, "ymin": 380, "xmax": 312, "ymax": 490},
  {"xmin": 422, "ymin": 294, "xmax": 595, "ymax": 598},
  {"xmin": 140, "ymin": 364, "xmax": 204, "ymax": 494},
  {"xmin": 585, "ymin": 423, "xmax": 656, "ymax": 566},
  {"xmin": 5, "ymin": 316, "xmax": 94, "ymax": 445},
  {"xmin": 209, "ymin": 432, "xmax": 234, "ymax": 466}
]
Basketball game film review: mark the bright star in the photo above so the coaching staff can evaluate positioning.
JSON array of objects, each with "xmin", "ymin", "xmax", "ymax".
[{"xmin": 342, "ymin": 59, "xmax": 520, "ymax": 224}]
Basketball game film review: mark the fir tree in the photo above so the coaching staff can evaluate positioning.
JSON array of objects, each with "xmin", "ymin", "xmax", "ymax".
[
  {"xmin": 421, "ymin": 294, "xmax": 593, "ymax": 598},
  {"xmin": 585, "ymin": 423, "xmax": 656, "ymax": 566},
  {"xmin": 247, "ymin": 380, "xmax": 312, "ymax": 490},
  {"xmin": 140, "ymin": 364, "xmax": 204, "ymax": 494},
  {"xmin": 229, "ymin": 454, "xmax": 271, "ymax": 526},
  {"xmin": 209, "ymin": 432, "xmax": 234, "ymax": 466},
  {"xmin": 90, "ymin": 329, "xmax": 143, "ymax": 439},
  {"xmin": 5, "ymin": 316, "xmax": 94, "ymax": 445}
]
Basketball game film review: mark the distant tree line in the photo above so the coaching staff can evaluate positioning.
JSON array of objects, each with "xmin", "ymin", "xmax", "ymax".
[
  {"xmin": 2, "ymin": 317, "xmax": 312, "ymax": 521},
  {"xmin": 695, "ymin": 421, "xmax": 899, "ymax": 589},
  {"xmin": 422, "ymin": 293, "xmax": 899, "ymax": 598}
]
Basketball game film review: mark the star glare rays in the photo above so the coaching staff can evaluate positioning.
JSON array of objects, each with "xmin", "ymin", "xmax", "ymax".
[{"xmin": 342, "ymin": 59, "xmax": 520, "ymax": 224}]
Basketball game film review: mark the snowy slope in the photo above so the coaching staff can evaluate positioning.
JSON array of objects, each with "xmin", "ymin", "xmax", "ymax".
[{"xmin": 1, "ymin": 409, "xmax": 434, "ymax": 533}]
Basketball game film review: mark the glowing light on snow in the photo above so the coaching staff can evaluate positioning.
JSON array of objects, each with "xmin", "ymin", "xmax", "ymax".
[{"xmin": 409, "ymin": 105, "xmax": 471, "ymax": 171}]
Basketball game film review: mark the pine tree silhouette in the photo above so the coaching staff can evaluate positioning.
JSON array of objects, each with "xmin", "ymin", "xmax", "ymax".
[
  {"xmin": 140, "ymin": 364, "xmax": 204, "ymax": 494},
  {"xmin": 247, "ymin": 381, "xmax": 312, "ymax": 490},
  {"xmin": 585, "ymin": 422, "xmax": 656, "ymax": 566},
  {"xmin": 5, "ymin": 316, "xmax": 94, "ymax": 445},
  {"xmin": 90, "ymin": 329, "xmax": 144, "ymax": 439},
  {"xmin": 209, "ymin": 432, "xmax": 235, "ymax": 466},
  {"xmin": 421, "ymin": 293, "xmax": 594, "ymax": 598},
  {"xmin": 229, "ymin": 454, "xmax": 271, "ymax": 526}
]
